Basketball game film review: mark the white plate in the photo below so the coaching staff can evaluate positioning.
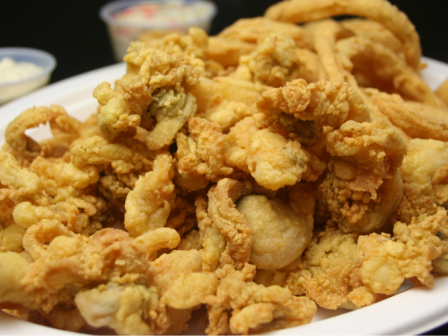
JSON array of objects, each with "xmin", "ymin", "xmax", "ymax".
[{"xmin": 1, "ymin": 59, "xmax": 448, "ymax": 335}]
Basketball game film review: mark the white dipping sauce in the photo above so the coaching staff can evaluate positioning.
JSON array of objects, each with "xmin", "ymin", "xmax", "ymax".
[{"xmin": 0, "ymin": 57, "xmax": 44, "ymax": 83}]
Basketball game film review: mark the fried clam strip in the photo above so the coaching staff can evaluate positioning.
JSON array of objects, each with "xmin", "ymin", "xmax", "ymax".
[
  {"xmin": 358, "ymin": 208, "xmax": 448, "ymax": 295},
  {"xmin": 264, "ymin": 0, "xmax": 421, "ymax": 70},
  {"xmin": 196, "ymin": 94, "xmax": 257, "ymax": 133},
  {"xmin": 217, "ymin": 17, "xmax": 313, "ymax": 50},
  {"xmin": 139, "ymin": 27, "xmax": 208, "ymax": 73},
  {"xmin": 206, "ymin": 37, "xmax": 255, "ymax": 68},
  {"xmin": 12, "ymin": 193, "xmax": 111, "ymax": 237},
  {"xmin": 436, "ymin": 77, "xmax": 448, "ymax": 107},
  {"xmin": 232, "ymin": 31, "xmax": 299, "ymax": 88},
  {"xmin": 366, "ymin": 89, "xmax": 448, "ymax": 141},
  {"xmin": 203, "ymin": 264, "xmax": 316, "ymax": 335},
  {"xmin": 191, "ymin": 76, "xmax": 270, "ymax": 116},
  {"xmin": 336, "ymin": 36, "xmax": 446, "ymax": 109},
  {"xmin": 257, "ymin": 79, "xmax": 371, "ymax": 128},
  {"xmin": 318, "ymin": 119, "xmax": 406, "ymax": 233},
  {"xmin": 3, "ymin": 105, "xmax": 75, "ymax": 165},
  {"xmin": 394, "ymin": 139, "xmax": 448, "ymax": 224},
  {"xmin": 0, "ymin": 196, "xmax": 17, "ymax": 252},
  {"xmin": 177, "ymin": 117, "xmax": 233, "ymax": 182},
  {"xmin": 340, "ymin": 18, "xmax": 405, "ymax": 59},
  {"xmin": 94, "ymin": 44, "xmax": 200, "ymax": 142},
  {"xmin": 124, "ymin": 153, "xmax": 175, "ymax": 237},
  {"xmin": 0, "ymin": 151, "xmax": 41, "ymax": 201},
  {"xmin": 195, "ymin": 193, "xmax": 226, "ymax": 272},
  {"xmin": 0, "ymin": 221, "xmax": 180, "ymax": 323},
  {"xmin": 286, "ymin": 224, "xmax": 387, "ymax": 310},
  {"xmin": 76, "ymin": 249, "xmax": 218, "ymax": 335},
  {"xmin": 70, "ymin": 135, "xmax": 155, "ymax": 206},
  {"xmin": 207, "ymin": 178, "xmax": 253, "ymax": 270}
]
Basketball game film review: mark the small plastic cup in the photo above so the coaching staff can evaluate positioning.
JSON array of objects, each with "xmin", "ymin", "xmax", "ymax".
[
  {"xmin": 0, "ymin": 47, "xmax": 56, "ymax": 105},
  {"xmin": 100, "ymin": 0, "xmax": 217, "ymax": 62}
]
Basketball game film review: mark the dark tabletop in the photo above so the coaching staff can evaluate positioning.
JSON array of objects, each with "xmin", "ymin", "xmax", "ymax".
[{"xmin": 1, "ymin": 0, "xmax": 448, "ymax": 334}]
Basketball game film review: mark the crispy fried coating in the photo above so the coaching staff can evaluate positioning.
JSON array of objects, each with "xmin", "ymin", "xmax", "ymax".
[
  {"xmin": 246, "ymin": 128, "xmax": 321, "ymax": 190},
  {"xmin": 395, "ymin": 139, "xmax": 448, "ymax": 223},
  {"xmin": 218, "ymin": 17, "xmax": 314, "ymax": 50},
  {"xmin": 124, "ymin": 153, "xmax": 175, "ymax": 237},
  {"xmin": 336, "ymin": 36, "xmax": 445, "ymax": 109},
  {"xmin": 207, "ymin": 178, "xmax": 253, "ymax": 270},
  {"xmin": 257, "ymin": 79, "xmax": 371, "ymax": 128},
  {"xmin": 236, "ymin": 194, "xmax": 313, "ymax": 270},
  {"xmin": 264, "ymin": 0, "xmax": 421, "ymax": 70},
  {"xmin": 286, "ymin": 225, "xmax": 386, "ymax": 309},
  {"xmin": 318, "ymin": 119, "xmax": 406, "ymax": 233},
  {"xmin": 95, "ymin": 46, "xmax": 200, "ymax": 142},
  {"xmin": 233, "ymin": 31, "xmax": 299, "ymax": 88},
  {"xmin": 204, "ymin": 264, "xmax": 316, "ymax": 335},
  {"xmin": 191, "ymin": 76, "xmax": 270, "ymax": 116},
  {"xmin": 367, "ymin": 89, "xmax": 448, "ymax": 141},
  {"xmin": 358, "ymin": 208, "xmax": 448, "ymax": 294},
  {"xmin": 197, "ymin": 95, "xmax": 257, "ymax": 133},
  {"xmin": 206, "ymin": 37, "xmax": 256, "ymax": 67},
  {"xmin": 176, "ymin": 117, "xmax": 233, "ymax": 182},
  {"xmin": 4, "ymin": 105, "xmax": 73, "ymax": 164},
  {"xmin": 340, "ymin": 18, "xmax": 405, "ymax": 59}
]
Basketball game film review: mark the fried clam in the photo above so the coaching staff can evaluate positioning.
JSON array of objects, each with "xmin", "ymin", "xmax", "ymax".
[
  {"xmin": 286, "ymin": 224, "xmax": 387, "ymax": 310},
  {"xmin": 340, "ymin": 18, "xmax": 405, "ymax": 60},
  {"xmin": 217, "ymin": 17, "xmax": 313, "ymax": 50},
  {"xmin": 207, "ymin": 178, "xmax": 254, "ymax": 270},
  {"xmin": 94, "ymin": 44, "xmax": 200, "ymax": 144},
  {"xmin": 336, "ymin": 36, "xmax": 446, "ymax": 109},
  {"xmin": 394, "ymin": 139, "xmax": 448, "ymax": 224},
  {"xmin": 176, "ymin": 117, "xmax": 233, "ymax": 182},
  {"xmin": 3, "ymin": 105, "xmax": 81, "ymax": 166},
  {"xmin": 232, "ymin": 31, "xmax": 300, "ymax": 88},
  {"xmin": 203, "ymin": 264, "xmax": 316, "ymax": 335},
  {"xmin": 366, "ymin": 89, "xmax": 448, "ymax": 141},
  {"xmin": 317, "ymin": 118, "xmax": 406, "ymax": 233},
  {"xmin": 264, "ymin": 0, "xmax": 421, "ymax": 70},
  {"xmin": 124, "ymin": 153, "xmax": 175, "ymax": 237},
  {"xmin": 235, "ymin": 184, "xmax": 314, "ymax": 270}
]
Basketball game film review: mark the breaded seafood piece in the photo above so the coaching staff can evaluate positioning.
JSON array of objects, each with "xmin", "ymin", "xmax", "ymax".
[
  {"xmin": 0, "ymin": 221, "xmax": 180, "ymax": 313},
  {"xmin": 218, "ymin": 17, "xmax": 313, "ymax": 50},
  {"xmin": 195, "ymin": 193, "xmax": 226, "ymax": 272},
  {"xmin": 124, "ymin": 153, "xmax": 175, "ymax": 237},
  {"xmin": 257, "ymin": 79, "xmax": 371, "ymax": 128},
  {"xmin": 395, "ymin": 139, "xmax": 448, "ymax": 223},
  {"xmin": 264, "ymin": 0, "xmax": 421, "ymax": 70},
  {"xmin": 340, "ymin": 18, "xmax": 405, "ymax": 59},
  {"xmin": 286, "ymin": 225, "xmax": 386, "ymax": 310},
  {"xmin": 358, "ymin": 208, "xmax": 448, "ymax": 295},
  {"xmin": 191, "ymin": 76, "xmax": 270, "ymax": 116},
  {"xmin": 197, "ymin": 95, "xmax": 257, "ymax": 133},
  {"xmin": 203, "ymin": 264, "xmax": 316, "ymax": 335},
  {"xmin": 146, "ymin": 87, "xmax": 198, "ymax": 150},
  {"xmin": 232, "ymin": 31, "xmax": 299, "ymax": 88},
  {"xmin": 4, "ymin": 105, "xmax": 72, "ymax": 164},
  {"xmin": 246, "ymin": 128, "xmax": 323, "ymax": 191},
  {"xmin": 176, "ymin": 117, "xmax": 233, "ymax": 182},
  {"xmin": 318, "ymin": 119, "xmax": 406, "ymax": 233},
  {"xmin": 205, "ymin": 37, "xmax": 255, "ymax": 67},
  {"xmin": 207, "ymin": 178, "xmax": 253, "ymax": 270},
  {"xmin": 336, "ymin": 36, "xmax": 445, "ymax": 109},
  {"xmin": 95, "ymin": 46, "xmax": 200, "ymax": 141},
  {"xmin": 367, "ymin": 89, "xmax": 448, "ymax": 141},
  {"xmin": 236, "ymin": 194, "xmax": 313, "ymax": 270}
]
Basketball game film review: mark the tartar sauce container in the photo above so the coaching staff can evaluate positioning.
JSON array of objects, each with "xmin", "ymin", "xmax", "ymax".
[
  {"xmin": 100, "ymin": 0, "xmax": 217, "ymax": 61},
  {"xmin": 0, "ymin": 48, "xmax": 56, "ymax": 105}
]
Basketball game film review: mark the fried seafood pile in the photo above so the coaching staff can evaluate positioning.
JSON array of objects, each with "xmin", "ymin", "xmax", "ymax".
[{"xmin": 2, "ymin": 0, "xmax": 448, "ymax": 334}]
